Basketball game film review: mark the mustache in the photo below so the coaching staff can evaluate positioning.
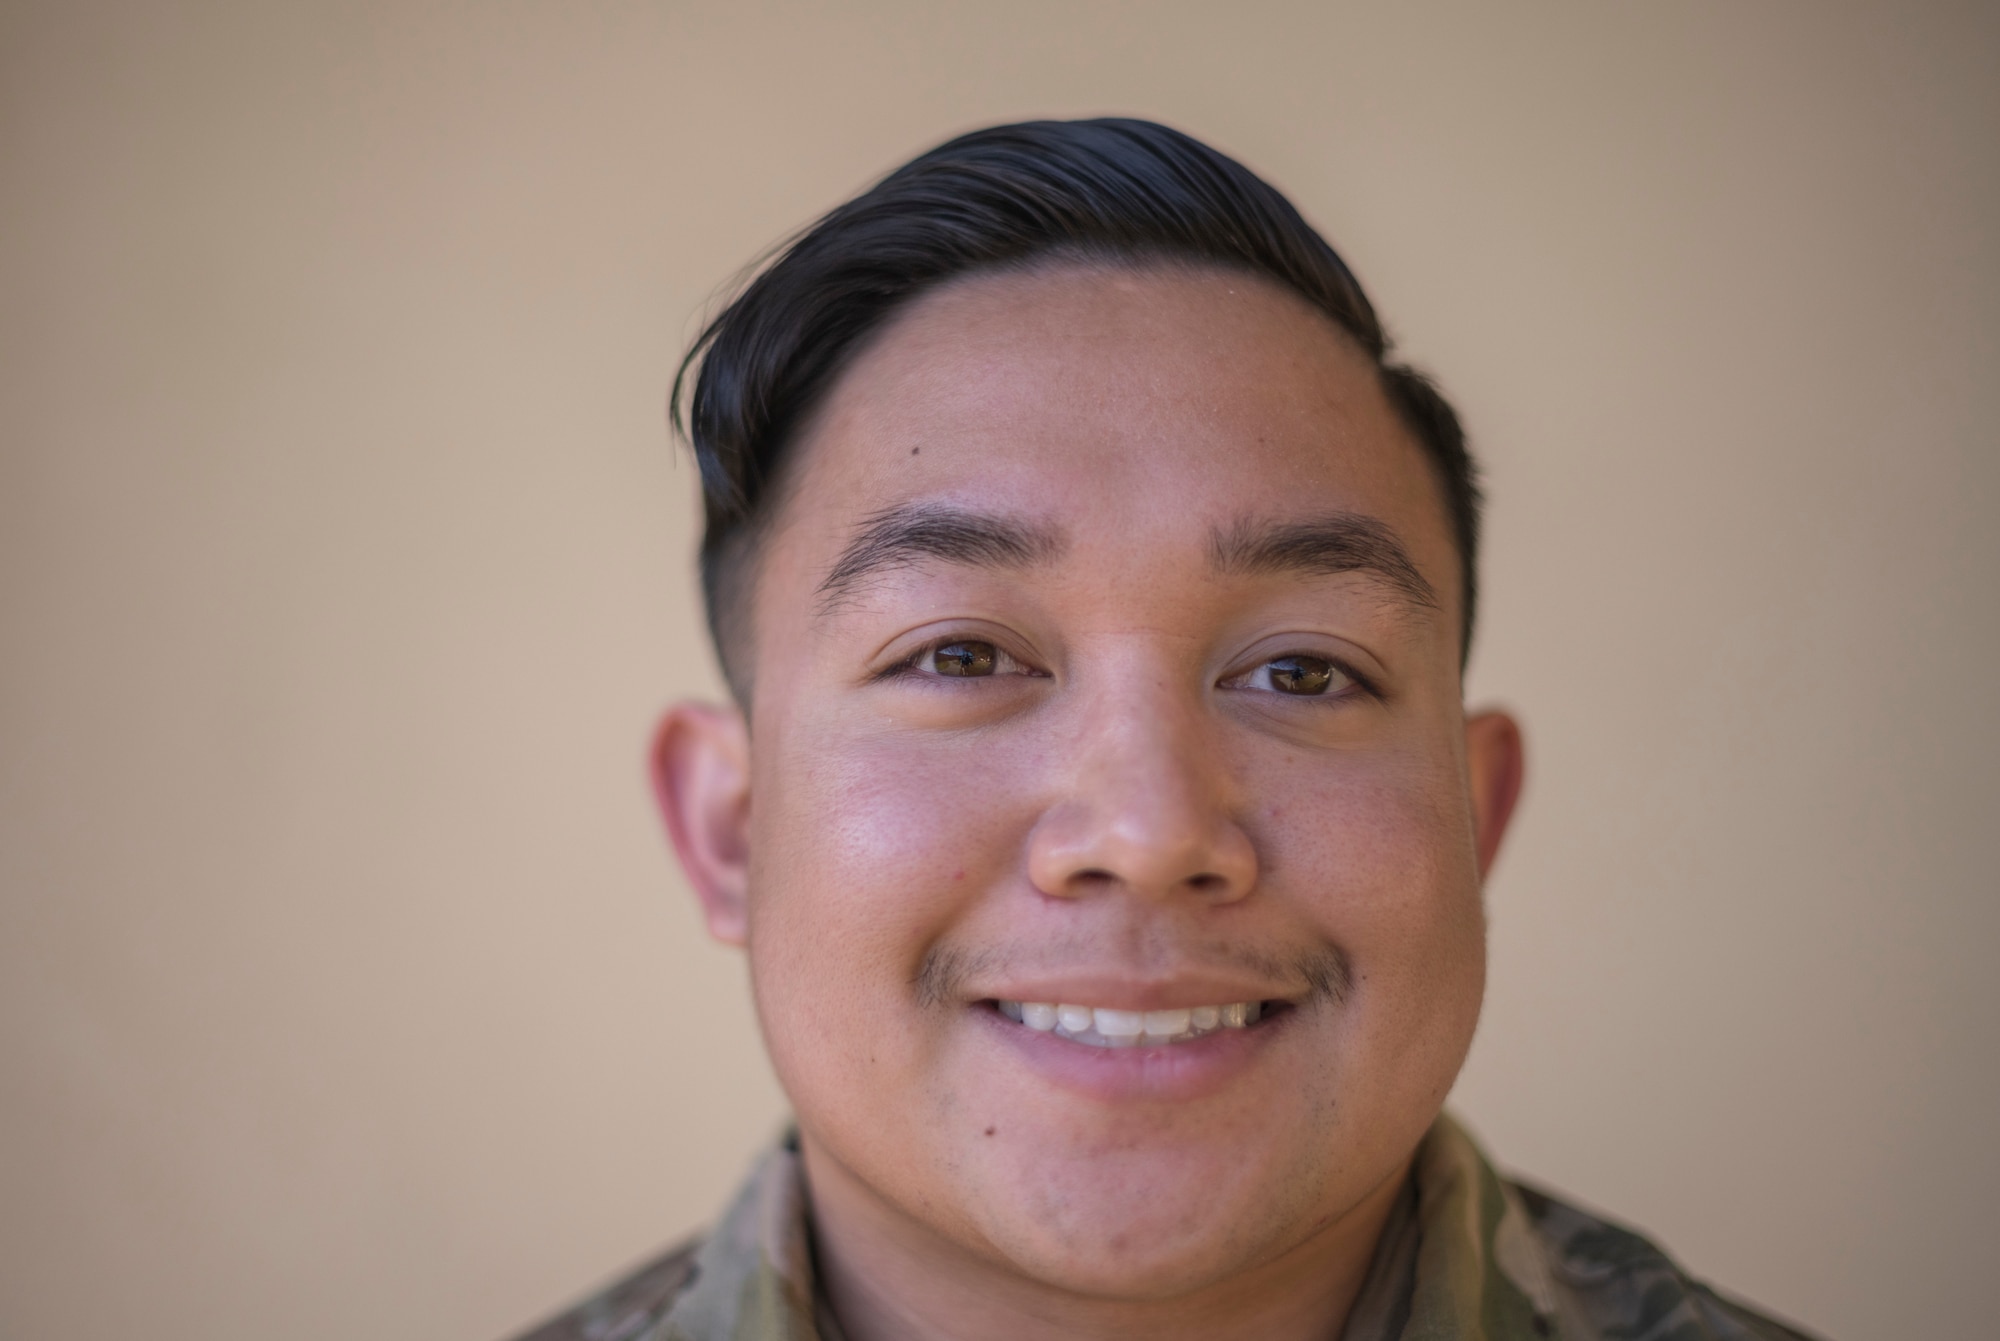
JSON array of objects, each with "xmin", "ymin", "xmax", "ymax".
[{"xmin": 913, "ymin": 937, "xmax": 1353, "ymax": 1010}]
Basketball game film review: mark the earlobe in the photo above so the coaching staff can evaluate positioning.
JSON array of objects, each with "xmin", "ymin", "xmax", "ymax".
[
  {"xmin": 1464, "ymin": 709, "xmax": 1525, "ymax": 880},
  {"xmin": 648, "ymin": 703, "xmax": 753, "ymax": 945}
]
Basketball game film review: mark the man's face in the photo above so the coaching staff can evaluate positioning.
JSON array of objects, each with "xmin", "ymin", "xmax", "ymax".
[{"xmin": 662, "ymin": 263, "xmax": 1514, "ymax": 1297}]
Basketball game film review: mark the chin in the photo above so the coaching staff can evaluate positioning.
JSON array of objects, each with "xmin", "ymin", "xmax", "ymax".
[{"xmin": 957, "ymin": 1121, "xmax": 1339, "ymax": 1300}]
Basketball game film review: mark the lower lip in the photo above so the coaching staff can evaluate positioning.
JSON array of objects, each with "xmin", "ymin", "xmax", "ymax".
[{"xmin": 971, "ymin": 1004, "xmax": 1288, "ymax": 1103}]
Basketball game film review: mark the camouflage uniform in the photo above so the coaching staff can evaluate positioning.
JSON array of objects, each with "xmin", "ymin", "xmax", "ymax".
[{"xmin": 510, "ymin": 1113, "xmax": 1819, "ymax": 1341}]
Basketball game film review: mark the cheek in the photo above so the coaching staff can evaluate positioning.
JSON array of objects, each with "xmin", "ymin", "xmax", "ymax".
[
  {"xmin": 1254, "ymin": 741, "xmax": 1485, "ymax": 1029},
  {"xmin": 742, "ymin": 722, "xmax": 1032, "ymax": 1070},
  {"xmin": 1255, "ymin": 736, "xmax": 1471, "ymax": 895}
]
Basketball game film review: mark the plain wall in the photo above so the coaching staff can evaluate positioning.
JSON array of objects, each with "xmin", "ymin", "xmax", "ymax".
[{"xmin": 3, "ymin": 3, "xmax": 1994, "ymax": 1338}]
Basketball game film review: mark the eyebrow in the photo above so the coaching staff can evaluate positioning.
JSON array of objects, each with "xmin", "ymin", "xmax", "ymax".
[
  {"xmin": 1207, "ymin": 513, "xmax": 1438, "ymax": 611},
  {"xmin": 816, "ymin": 502, "xmax": 1066, "ymax": 610}
]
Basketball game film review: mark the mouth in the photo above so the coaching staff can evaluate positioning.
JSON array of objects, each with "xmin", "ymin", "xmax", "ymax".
[{"xmin": 989, "ymin": 998, "xmax": 1282, "ymax": 1047}]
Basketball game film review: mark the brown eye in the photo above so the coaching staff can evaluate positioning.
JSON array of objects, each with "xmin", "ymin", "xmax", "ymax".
[
  {"xmin": 932, "ymin": 640, "xmax": 997, "ymax": 677},
  {"xmin": 1268, "ymin": 655, "xmax": 1336, "ymax": 695}
]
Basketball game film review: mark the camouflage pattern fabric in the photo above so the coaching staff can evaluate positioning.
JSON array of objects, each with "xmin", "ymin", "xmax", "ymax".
[{"xmin": 509, "ymin": 1113, "xmax": 1821, "ymax": 1341}]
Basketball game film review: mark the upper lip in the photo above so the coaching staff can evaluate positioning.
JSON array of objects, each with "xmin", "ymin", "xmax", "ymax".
[{"xmin": 970, "ymin": 972, "xmax": 1293, "ymax": 1011}]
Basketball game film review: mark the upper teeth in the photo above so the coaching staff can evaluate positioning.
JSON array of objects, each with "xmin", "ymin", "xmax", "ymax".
[{"xmin": 995, "ymin": 999, "xmax": 1263, "ymax": 1047}]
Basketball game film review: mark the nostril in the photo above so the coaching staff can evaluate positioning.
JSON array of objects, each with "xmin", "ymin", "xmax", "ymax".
[{"xmin": 1187, "ymin": 873, "xmax": 1227, "ymax": 894}]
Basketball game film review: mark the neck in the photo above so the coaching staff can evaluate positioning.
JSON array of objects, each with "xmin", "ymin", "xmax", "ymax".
[{"xmin": 801, "ymin": 1138, "xmax": 1411, "ymax": 1341}]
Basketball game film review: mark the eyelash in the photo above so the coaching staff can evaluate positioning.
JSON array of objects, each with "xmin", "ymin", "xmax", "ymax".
[
  {"xmin": 1334, "ymin": 660, "xmax": 1379, "ymax": 698},
  {"xmin": 878, "ymin": 637, "xmax": 1379, "ymax": 700},
  {"xmin": 1233, "ymin": 655, "xmax": 1378, "ymax": 701},
  {"xmin": 874, "ymin": 637, "xmax": 1040, "ymax": 683}
]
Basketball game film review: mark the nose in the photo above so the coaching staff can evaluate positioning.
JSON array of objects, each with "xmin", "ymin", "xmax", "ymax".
[{"xmin": 1026, "ymin": 678, "xmax": 1258, "ymax": 904}]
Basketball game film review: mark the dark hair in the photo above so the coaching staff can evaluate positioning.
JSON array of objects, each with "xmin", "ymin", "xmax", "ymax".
[{"xmin": 673, "ymin": 117, "xmax": 1481, "ymax": 695}]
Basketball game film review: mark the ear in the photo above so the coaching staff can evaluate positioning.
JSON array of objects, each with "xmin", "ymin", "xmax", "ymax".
[
  {"xmin": 649, "ymin": 702, "xmax": 753, "ymax": 945},
  {"xmin": 1463, "ymin": 709, "xmax": 1525, "ymax": 880}
]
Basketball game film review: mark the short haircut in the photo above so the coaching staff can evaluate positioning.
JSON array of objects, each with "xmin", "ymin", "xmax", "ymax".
[{"xmin": 673, "ymin": 117, "xmax": 1482, "ymax": 698}]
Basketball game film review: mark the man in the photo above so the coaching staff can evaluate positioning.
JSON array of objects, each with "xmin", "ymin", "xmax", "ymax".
[{"xmin": 514, "ymin": 119, "xmax": 1815, "ymax": 1341}]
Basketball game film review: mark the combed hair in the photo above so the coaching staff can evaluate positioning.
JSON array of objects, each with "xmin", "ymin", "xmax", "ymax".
[{"xmin": 672, "ymin": 117, "xmax": 1481, "ymax": 696}]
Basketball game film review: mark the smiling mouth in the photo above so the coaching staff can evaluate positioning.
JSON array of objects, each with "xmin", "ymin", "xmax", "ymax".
[{"xmin": 990, "ymin": 999, "xmax": 1278, "ymax": 1047}]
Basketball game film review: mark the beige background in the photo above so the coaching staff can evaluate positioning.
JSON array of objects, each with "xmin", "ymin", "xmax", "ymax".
[{"xmin": 3, "ymin": 2, "xmax": 1995, "ymax": 1338}]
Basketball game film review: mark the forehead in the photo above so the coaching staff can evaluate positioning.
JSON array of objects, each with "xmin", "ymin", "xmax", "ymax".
[{"xmin": 771, "ymin": 261, "xmax": 1456, "ymax": 605}]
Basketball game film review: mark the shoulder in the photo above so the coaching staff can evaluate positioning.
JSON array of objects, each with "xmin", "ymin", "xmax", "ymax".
[
  {"xmin": 1509, "ymin": 1180, "xmax": 1824, "ymax": 1341},
  {"xmin": 507, "ymin": 1237, "xmax": 703, "ymax": 1341}
]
